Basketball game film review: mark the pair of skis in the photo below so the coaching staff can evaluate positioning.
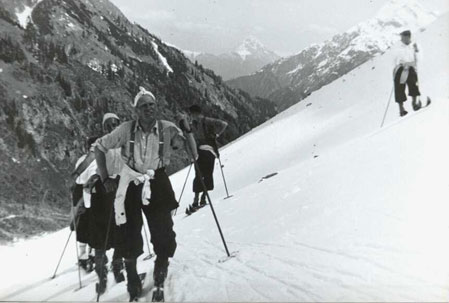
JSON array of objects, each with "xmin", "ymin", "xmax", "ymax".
[{"xmin": 185, "ymin": 202, "xmax": 208, "ymax": 216}]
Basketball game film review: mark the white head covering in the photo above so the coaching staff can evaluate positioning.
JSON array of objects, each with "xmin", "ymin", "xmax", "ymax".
[
  {"xmin": 133, "ymin": 86, "xmax": 156, "ymax": 107},
  {"xmin": 102, "ymin": 113, "xmax": 120, "ymax": 126}
]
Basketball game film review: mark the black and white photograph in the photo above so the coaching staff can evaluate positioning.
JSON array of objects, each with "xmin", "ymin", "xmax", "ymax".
[{"xmin": 0, "ymin": 0, "xmax": 448, "ymax": 301}]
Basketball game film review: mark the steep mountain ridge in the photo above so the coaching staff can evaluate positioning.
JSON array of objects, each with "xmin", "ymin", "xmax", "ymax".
[
  {"xmin": 0, "ymin": 0, "xmax": 276, "ymax": 241},
  {"xmin": 227, "ymin": 0, "xmax": 439, "ymax": 110}
]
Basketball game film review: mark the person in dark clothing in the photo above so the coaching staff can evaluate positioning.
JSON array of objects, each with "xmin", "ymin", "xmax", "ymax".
[
  {"xmin": 94, "ymin": 87, "xmax": 198, "ymax": 300},
  {"xmin": 70, "ymin": 136, "xmax": 99, "ymax": 273},
  {"xmin": 187, "ymin": 105, "xmax": 228, "ymax": 208},
  {"xmin": 392, "ymin": 30, "xmax": 422, "ymax": 117},
  {"xmin": 75, "ymin": 113, "xmax": 124, "ymax": 295}
]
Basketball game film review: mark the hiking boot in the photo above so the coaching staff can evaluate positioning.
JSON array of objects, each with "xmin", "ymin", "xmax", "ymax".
[
  {"xmin": 153, "ymin": 256, "xmax": 169, "ymax": 287},
  {"xmin": 95, "ymin": 264, "xmax": 108, "ymax": 295},
  {"xmin": 199, "ymin": 193, "xmax": 207, "ymax": 207},
  {"xmin": 79, "ymin": 258, "xmax": 88, "ymax": 271},
  {"xmin": 192, "ymin": 194, "xmax": 199, "ymax": 208},
  {"xmin": 125, "ymin": 258, "xmax": 141, "ymax": 300},
  {"xmin": 111, "ymin": 258, "xmax": 125, "ymax": 283},
  {"xmin": 86, "ymin": 255, "xmax": 94, "ymax": 273},
  {"xmin": 94, "ymin": 250, "xmax": 108, "ymax": 294},
  {"xmin": 412, "ymin": 101, "xmax": 422, "ymax": 111},
  {"xmin": 95, "ymin": 277, "xmax": 107, "ymax": 295},
  {"xmin": 127, "ymin": 280, "xmax": 142, "ymax": 301}
]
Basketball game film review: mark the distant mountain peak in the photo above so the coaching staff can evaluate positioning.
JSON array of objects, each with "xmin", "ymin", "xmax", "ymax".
[
  {"xmin": 235, "ymin": 36, "xmax": 274, "ymax": 60},
  {"xmin": 181, "ymin": 36, "xmax": 280, "ymax": 80}
]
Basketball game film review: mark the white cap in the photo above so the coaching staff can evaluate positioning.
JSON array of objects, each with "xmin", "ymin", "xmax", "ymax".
[
  {"xmin": 102, "ymin": 113, "xmax": 120, "ymax": 125},
  {"xmin": 133, "ymin": 86, "xmax": 156, "ymax": 107}
]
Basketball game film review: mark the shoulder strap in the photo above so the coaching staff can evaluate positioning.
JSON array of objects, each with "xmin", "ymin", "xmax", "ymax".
[
  {"xmin": 128, "ymin": 120, "xmax": 137, "ymax": 169},
  {"xmin": 158, "ymin": 120, "xmax": 164, "ymax": 167},
  {"xmin": 72, "ymin": 152, "xmax": 95, "ymax": 177}
]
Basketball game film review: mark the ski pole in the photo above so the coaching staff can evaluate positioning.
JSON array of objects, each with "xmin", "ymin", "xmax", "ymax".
[
  {"xmin": 70, "ymin": 202, "xmax": 83, "ymax": 290},
  {"xmin": 217, "ymin": 157, "xmax": 231, "ymax": 198},
  {"xmin": 193, "ymin": 159, "xmax": 230, "ymax": 257},
  {"xmin": 380, "ymin": 86, "xmax": 394, "ymax": 128},
  {"xmin": 143, "ymin": 217, "xmax": 152, "ymax": 256},
  {"xmin": 173, "ymin": 163, "xmax": 193, "ymax": 216},
  {"xmin": 51, "ymin": 229, "xmax": 73, "ymax": 279},
  {"xmin": 96, "ymin": 189, "xmax": 115, "ymax": 302},
  {"xmin": 185, "ymin": 144, "xmax": 230, "ymax": 257},
  {"xmin": 52, "ymin": 191, "xmax": 83, "ymax": 280}
]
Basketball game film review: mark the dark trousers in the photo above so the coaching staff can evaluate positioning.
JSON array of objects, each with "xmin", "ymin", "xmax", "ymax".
[
  {"xmin": 71, "ymin": 184, "xmax": 90, "ymax": 244},
  {"xmin": 193, "ymin": 149, "xmax": 216, "ymax": 193},
  {"xmin": 114, "ymin": 168, "xmax": 178, "ymax": 290},
  {"xmin": 94, "ymin": 248, "xmax": 123, "ymax": 281},
  {"xmin": 88, "ymin": 179, "xmax": 119, "ymax": 250},
  {"xmin": 394, "ymin": 66, "xmax": 421, "ymax": 103}
]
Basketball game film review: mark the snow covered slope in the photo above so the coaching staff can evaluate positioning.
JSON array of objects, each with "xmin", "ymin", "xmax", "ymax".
[{"xmin": 1, "ymin": 12, "xmax": 448, "ymax": 302}]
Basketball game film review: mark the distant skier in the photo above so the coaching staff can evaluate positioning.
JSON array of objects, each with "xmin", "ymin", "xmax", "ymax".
[
  {"xmin": 186, "ymin": 105, "xmax": 228, "ymax": 210},
  {"xmin": 392, "ymin": 30, "xmax": 422, "ymax": 117},
  {"xmin": 94, "ymin": 87, "xmax": 197, "ymax": 301}
]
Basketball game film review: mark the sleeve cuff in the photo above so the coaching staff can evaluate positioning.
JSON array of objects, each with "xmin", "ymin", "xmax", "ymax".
[{"xmin": 95, "ymin": 140, "xmax": 109, "ymax": 154}]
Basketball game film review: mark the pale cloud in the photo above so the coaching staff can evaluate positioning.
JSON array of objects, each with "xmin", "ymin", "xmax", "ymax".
[
  {"xmin": 111, "ymin": 0, "xmax": 390, "ymax": 54},
  {"xmin": 130, "ymin": 9, "xmax": 177, "ymax": 23},
  {"xmin": 305, "ymin": 24, "xmax": 338, "ymax": 35},
  {"xmin": 172, "ymin": 21, "xmax": 226, "ymax": 33}
]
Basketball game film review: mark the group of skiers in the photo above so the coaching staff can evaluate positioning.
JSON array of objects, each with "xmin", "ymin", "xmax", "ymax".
[
  {"xmin": 66, "ymin": 28, "xmax": 422, "ymax": 301},
  {"xmin": 70, "ymin": 87, "xmax": 227, "ymax": 301}
]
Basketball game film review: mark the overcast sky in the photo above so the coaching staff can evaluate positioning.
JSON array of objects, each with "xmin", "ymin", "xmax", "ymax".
[{"xmin": 109, "ymin": 0, "xmax": 445, "ymax": 56}]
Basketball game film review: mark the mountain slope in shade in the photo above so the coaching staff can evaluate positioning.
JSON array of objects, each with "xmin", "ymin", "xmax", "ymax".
[
  {"xmin": 227, "ymin": 0, "xmax": 439, "ymax": 111},
  {"xmin": 185, "ymin": 37, "xmax": 280, "ymax": 81},
  {"xmin": 0, "ymin": 0, "xmax": 276, "ymax": 241},
  {"xmin": 0, "ymin": 11, "xmax": 448, "ymax": 302}
]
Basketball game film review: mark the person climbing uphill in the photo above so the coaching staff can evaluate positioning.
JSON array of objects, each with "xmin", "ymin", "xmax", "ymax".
[
  {"xmin": 392, "ymin": 30, "xmax": 423, "ymax": 117},
  {"xmin": 185, "ymin": 104, "xmax": 228, "ymax": 211},
  {"xmin": 94, "ymin": 87, "xmax": 198, "ymax": 301}
]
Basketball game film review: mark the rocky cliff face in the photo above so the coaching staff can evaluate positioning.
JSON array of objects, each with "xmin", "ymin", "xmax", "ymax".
[
  {"xmin": 227, "ymin": 0, "xmax": 438, "ymax": 111},
  {"xmin": 0, "ymin": 0, "xmax": 276, "ymax": 241}
]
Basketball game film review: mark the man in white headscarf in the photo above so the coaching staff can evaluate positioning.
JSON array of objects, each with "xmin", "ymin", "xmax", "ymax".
[{"xmin": 94, "ymin": 87, "xmax": 198, "ymax": 301}]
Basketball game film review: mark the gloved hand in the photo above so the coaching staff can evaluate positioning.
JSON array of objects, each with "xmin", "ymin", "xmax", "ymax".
[
  {"xmin": 103, "ymin": 177, "xmax": 118, "ymax": 193},
  {"xmin": 177, "ymin": 114, "xmax": 191, "ymax": 132},
  {"xmin": 83, "ymin": 174, "xmax": 100, "ymax": 193}
]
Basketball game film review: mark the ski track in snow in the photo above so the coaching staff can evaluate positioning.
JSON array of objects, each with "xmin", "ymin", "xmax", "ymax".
[{"xmin": 1, "ymin": 10, "xmax": 449, "ymax": 303}]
